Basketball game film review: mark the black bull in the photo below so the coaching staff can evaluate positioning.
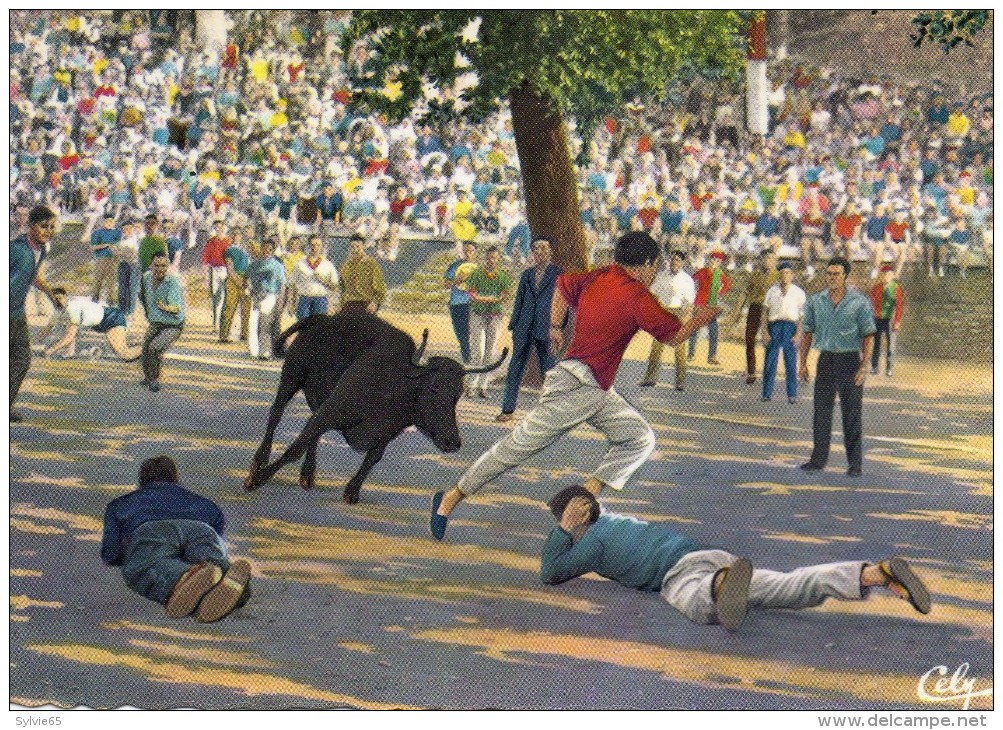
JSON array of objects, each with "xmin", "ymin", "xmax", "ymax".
[{"xmin": 244, "ymin": 311, "xmax": 507, "ymax": 503}]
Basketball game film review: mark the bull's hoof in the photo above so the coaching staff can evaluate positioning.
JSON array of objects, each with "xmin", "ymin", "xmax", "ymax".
[
  {"xmin": 299, "ymin": 474, "xmax": 315, "ymax": 490},
  {"xmin": 243, "ymin": 475, "xmax": 260, "ymax": 492},
  {"xmin": 342, "ymin": 489, "xmax": 360, "ymax": 505}
]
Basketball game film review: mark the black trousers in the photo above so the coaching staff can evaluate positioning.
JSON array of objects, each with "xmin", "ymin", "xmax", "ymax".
[
  {"xmin": 871, "ymin": 318, "xmax": 894, "ymax": 371},
  {"xmin": 810, "ymin": 351, "xmax": 864, "ymax": 470},
  {"xmin": 10, "ymin": 313, "xmax": 31, "ymax": 408}
]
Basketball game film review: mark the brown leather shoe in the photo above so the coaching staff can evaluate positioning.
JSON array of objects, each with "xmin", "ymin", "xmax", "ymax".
[
  {"xmin": 196, "ymin": 559, "xmax": 252, "ymax": 623},
  {"xmin": 165, "ymin": 562, "xmax": 223, "ymax": 618}
]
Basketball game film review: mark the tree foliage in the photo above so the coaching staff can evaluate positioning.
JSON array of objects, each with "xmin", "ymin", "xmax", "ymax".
[
  {"xmin": 343, "ymin": 10, "xmax": 745, "ymax": 134},
  {"xmin": 909, "ymin": 10, "xmax": 989, "ymax": 52}
]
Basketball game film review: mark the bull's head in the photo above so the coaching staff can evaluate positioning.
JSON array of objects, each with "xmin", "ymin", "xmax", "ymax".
[{"xmin": 408, "ymin": 333, "xmax": 509, "ymax": 453}]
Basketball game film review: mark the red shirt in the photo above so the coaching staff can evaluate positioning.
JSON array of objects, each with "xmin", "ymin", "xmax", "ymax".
[
  {"xmin": 834, "ymin": 214, "xmax": 862, "ymax": 239},
  {"xmin": 637, "ymin": 207, "xmax": 659, "ymax": 230},
  {"xmin": 558, "ymin": 265, "xmax": 681, "ymax": 390},
  {"xmin": 203, "ymin": 236, "xmax": 232, "ymax": 267},
  {"xmin": 885, "ymin": 221, "xmax": 909, "ymax": 242},
  {"xmin": 691, "ymin": 267, "xmax": 731, "ymax": 307},
  {"xmin": 58, "ymin": 153, "xmax": 80, "ymax": 171}
]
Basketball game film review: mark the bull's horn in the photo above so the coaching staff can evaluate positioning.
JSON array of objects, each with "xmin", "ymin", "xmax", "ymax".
[
  {"xmin": 411, "ymin": 328, "xmax": 429, "ymax": 366},
  {"xmin": 463, "ymin": 348, "xmax": 509, "ymax": 375}
]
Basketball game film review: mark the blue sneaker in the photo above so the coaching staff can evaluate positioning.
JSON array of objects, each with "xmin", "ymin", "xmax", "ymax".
[{"xmin": 430, "ymin": 491, "xmax": 448, "ymax": 541}]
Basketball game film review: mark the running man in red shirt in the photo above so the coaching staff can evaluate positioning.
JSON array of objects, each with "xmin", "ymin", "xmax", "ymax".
[
  {"xmin": 202, "ymin": 219, "xmax": 232, "ymax": 331},
  {"xmin": 431, "ymin": 232, "xmax": 719, "ymax": 540}
]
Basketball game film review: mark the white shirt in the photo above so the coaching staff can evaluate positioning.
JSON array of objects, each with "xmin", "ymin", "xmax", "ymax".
[
  {"xmin": 650, "ymin": 269, "xmax": 696, "ymax": 310},
  {"xmin": 292, "ymin": 257, "xmax": 339, "ymax": 298},
  {"xmin": 66, "ymin": 297, "xmax": 106, "ymax": 328},
  {"xmin": 763, "ymin": 282, "xmax": 807, "ymax": 323}
]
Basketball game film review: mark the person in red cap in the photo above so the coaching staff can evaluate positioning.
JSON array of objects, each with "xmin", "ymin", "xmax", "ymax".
[
  {"xmin": 869, "ymin": 265, "xmax": 903, "ymax": 376},
  {"xmin": 689, "ymin": 250, "xmax": 731, "ymax": 365}
]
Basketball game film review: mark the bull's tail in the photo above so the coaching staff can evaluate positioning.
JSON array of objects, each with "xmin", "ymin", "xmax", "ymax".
[{"xmin": 272, "ymin": 315, "xmax": 328, "ymax": 358}]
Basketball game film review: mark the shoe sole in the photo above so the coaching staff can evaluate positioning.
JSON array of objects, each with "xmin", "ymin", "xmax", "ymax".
[
  {"xmin": 885, "ymin": 557, "xmax": 931, "ymax": 614},
  {"xmin": 166, "ymin": 563, "xmax": 223, "ymax": 618},
  {"xmin": 717, "ymin": 558, "xmax": 752, "ymax": 631},
  {"xmin": 196, "ymin": 559, "xmax": 252, "ymax": 623}
]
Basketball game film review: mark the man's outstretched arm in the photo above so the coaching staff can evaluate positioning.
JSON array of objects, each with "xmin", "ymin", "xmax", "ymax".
[{"xmin": 540, "ymin": 528, "xmax": 603, "ymax": 585}]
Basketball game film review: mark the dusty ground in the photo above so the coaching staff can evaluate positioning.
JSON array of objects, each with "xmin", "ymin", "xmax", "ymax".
[{"xmin": 9, "ymin": 298, "xmax": 993, "ymax": 710}]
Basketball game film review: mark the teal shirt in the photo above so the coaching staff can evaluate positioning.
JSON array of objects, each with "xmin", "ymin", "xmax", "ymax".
[
  {"xmin": 540, "ymin": 512, "xmax": 698, "ymax": 592},
  {"xmin": 142, "ymin": 271, "xmax": 186, "ymax": 326},
  {"xmin": 803, "ymin": 286, "xmax": 876, "ymax": 353}
]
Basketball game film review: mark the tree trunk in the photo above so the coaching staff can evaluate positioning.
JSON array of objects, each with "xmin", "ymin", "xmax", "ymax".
[{"xmin": 509, "ymin": 83, "xmax": 588, "ymax": 273}]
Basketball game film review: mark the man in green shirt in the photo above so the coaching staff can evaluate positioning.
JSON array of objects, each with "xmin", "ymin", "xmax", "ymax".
[
  {"xmin": 339, "ymin": 234, "xmax": 387, "ymax": 313},
  {"xmin": 138, "ymin": 214, "xmax": 169, "ymax": 273},
  {"xmin": 139, "ymin": 253, "xmax": 186, "ymax": 393},
  {"xmin": 739, "ymin": 248, "xmax": 778, "ymax": 384},
  {"xmin": 464, "ymin": 245, "xmax": 513, "ymax": 397}
]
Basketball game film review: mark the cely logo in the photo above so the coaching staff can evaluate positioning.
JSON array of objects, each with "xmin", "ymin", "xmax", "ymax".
[{"xmin": 917, "ymin": 663, "xmax": 993, "ymax": 709}]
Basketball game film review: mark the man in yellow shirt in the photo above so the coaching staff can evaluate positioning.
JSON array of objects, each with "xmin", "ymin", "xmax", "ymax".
[{"xmin": 339, "ymin": 235, "xmax": 387, "ymax": 313}]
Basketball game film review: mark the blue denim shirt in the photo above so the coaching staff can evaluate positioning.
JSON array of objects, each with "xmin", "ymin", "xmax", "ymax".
[
  {"xmin": 101, "ymin": 481, "xmax": 225, "ymax": 565},
  {"xmin": 803, "ymin": 286, "xmax": 876, "ymax": 353},
  {"xmin": 141, "ymin": 271, "xmax": 186, "ymax": 326}
]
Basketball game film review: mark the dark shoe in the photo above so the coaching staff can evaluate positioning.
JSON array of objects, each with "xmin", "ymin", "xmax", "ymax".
[
  {"xmin": 148, "ymin": 381, "xmax": 160, "ymax": 393},
  {"xmin": 760, "ymin": 396, "xmax": 771, "ymax": 402},
  {"xmin": 166, "ymin": 562, "xmax": 223, "ymax": 618},
  {"xmin": 477, "ymin": 389, "xmax": 488, "ymax": 399},
  {"xmin": 430, "ymin": 491, "xmax": 448, "ymax": 541},
  {"xmin": 9, "ymin": 410, "xmax": 23, "ymax": 423},
  {"xmin": 495, "ymin": 412, "xmax": 514, "ymax": 423},
  {"xmin": 714, "ymin": 558, "xmax": 752, "ymax": 632},
  {"xmin": 708, "ymin": 358, "xmax": 720, "ymax": 365},
  {"xmin": 675, "ymin": 384, "xmax": 684, "ymax": 392},
  {"xmin": 745, "ymin": 375, "xmax": 756, "ymax": 385},
  {"xmin": 788, "ymin": 397, "xmax": 798, "ymax": 404},
  {"xmin": 846, "ymin": 466, "xmax": 862, "ymax": 477},
  {"xmin": 800, "ymin": 461, "xmax": 825, "ymax": 471},
  {"xmin": 638, "ymin": 379, "xmax": 657, "ymax": 387},
  {"xmin": 879, "ymin": 557, "xmax": 931, "ymax": 614},
  {"xmin": 196, "ymin": 559, "xmax": 252, "ymax": 623},
  {"xmin": 870, "ymin": 367, "xmax": 879, "ymax": 375}
]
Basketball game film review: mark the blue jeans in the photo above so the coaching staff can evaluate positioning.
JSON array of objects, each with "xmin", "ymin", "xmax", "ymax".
[
  {"xmin": 501, "ymin": 336, "xmax": 554, "ymax": 414},
  {"xmin": 296, "ymin": 296, "xmax": 329, "ymax": 320},
  {"xmin": 506, "ymin": 223, "xmax": 531, "ymax": 259},
  {"xmin": 449, "ymin": 303, "xmax": 471, "ymax": 363},
  {"xmin": 120, "ymin": 520, "xmax": 229, "ymax": 605},
  {"xmin": 688, "ymin": 319, "xmax": 719, "ymax": 361},
  {"xmin": 762, "ymin": 320, "xmax": 798, "ymax": 399}
]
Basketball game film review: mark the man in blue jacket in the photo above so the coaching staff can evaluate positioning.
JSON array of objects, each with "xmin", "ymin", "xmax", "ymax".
[
  {"xmin": 10, "ymin": 206, "xmax": 59, "ymax": 422},
  {"xmin": 101, "ymin": 454, "xmax": 251, "ymax": 623},
  {"xmin": 541, "ymin": 486, "xmax": 931, "ymax": 631},
  {"xmin": 497, "ymin": 237, "xmax": 562, "ymax": 422}
]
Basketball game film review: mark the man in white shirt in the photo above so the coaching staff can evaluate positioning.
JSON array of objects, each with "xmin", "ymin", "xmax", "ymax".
[
  {"xmin": 761, "ymin": 261, "xmax": 807, "ymax": 403},
  {"xmin": 43, "ymin": 288, "xmax": 141, "ymax": 361},
  {"xmin": 290, "ymin": 235, "xmax": 339, "ymax": 320},
  {"xmin": 640, "ymin": 249, "xmax": 696, "ymax": 390}
]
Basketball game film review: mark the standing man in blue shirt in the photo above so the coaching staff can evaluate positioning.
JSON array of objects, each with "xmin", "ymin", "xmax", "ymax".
[
  {"xmin": 247, "ymin": 237, "xmax": 288, "ymax": 360},
  {"xmin": 90, "ymin": 212, "xmax": 122, "ymax": 304},
  {"xmin": 139, "ymin": 252, "xmax": 186, "ymax": 393},
  {"xmin": 10, "ymin": 206, "xmax": 59, "ymax": 422},
  {"xmin": 444, "ymin": 241, "xmax": 478, "ymax": 365},
  {"xmin": 799, "ymin": 256, "xmax": 876, "ymax": 477},
  {"xmin": 541, "ymin": 486, "xmax": 931, "ymax": 632}
]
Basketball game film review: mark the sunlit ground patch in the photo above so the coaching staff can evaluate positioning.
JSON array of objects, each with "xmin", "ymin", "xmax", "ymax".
[
  {"xmin": 757, "ymin": 531, "xmax": 862, "ymax": 545},
  {"xmin": 11, "ymin": 595, "xmax": 64, "ymax": 611},
  {"xmin": 26, "ymin": 643, "xmax": 417, "ymax": 709},
  {"xmin": 16, "ymin": 472, "xmax": 133, "ymax": 493},
  {"xmin": 101, "ymin": 620, "xmax": 253, "ymax": 642},
  {"xmin": 866, "ymin": 510, "xmax": 991, "ymax": 531},
  {"xmin": 11, "ymin": 569, "xmax": 43, "ymax": 577},
  {"xmin": 408, "ymin": 626, "xmax": 989, "ymax": 707},
  {"xmin": 11, "ymin": 504, "xmax": 103, "ymax": 540},
  {"xmin": 127, "ymin": 639, "xmax": 278, "ymax": 669},
  {"xmin": 337, "ymin": 642, "xmax": 376, "ymax": 654}
]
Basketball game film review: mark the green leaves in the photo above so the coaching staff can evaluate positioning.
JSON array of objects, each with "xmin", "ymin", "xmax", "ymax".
[
  {"xmin": 344, "ymin": 10, "xmax": 745, "ymax": 126},
  {"xmin": 909, "ymin": 10, "xmax": 988, "ymax": 52}
]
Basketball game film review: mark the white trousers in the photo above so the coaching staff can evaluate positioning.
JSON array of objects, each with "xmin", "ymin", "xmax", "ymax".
[
  {"xmin": 248, "ymin": 294, "xmax": 277, "ymax": 358},
  {"xmin": 469, "ymin": 311, "xmax": 503, "ymax": 391},
  {"xmin": 458, "ymin": 360, "xmax": 656, "ymax": 495},
  {"xmin": 660, "ymin": 549, "xmax": 866, "ymax": 625},
  {"xmin": 207, "ymin": 266, "xmax": 227, "ymax": 329}
]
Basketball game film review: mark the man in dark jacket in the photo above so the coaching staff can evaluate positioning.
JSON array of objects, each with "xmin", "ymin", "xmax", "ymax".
[
  {"xmin": 10, "ymin": 206, "xmax": 59, "ymax": 422},
  {"xmin": 497, "ymin": 238, "xmax": 562, "ymax": 422},
  {"xmin": 101, "ymin": 455, "xmax": 251, "ymax": 623},
  {"xmin": 542, "ymin": 486, "xmax": 932, "ymax": 632}
]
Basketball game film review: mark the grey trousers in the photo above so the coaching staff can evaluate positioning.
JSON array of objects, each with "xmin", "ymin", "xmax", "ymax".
[
  {"xmin": 660, "ymin": 549, "xmax": 866, "ymax": 625},
  {"xmin": 10, "ymin": 313, "xmax": 31, "ymax": 408},
  {"xmin": 469, "ymin": 311, "xmax": 502, "ymax": 391},
  {"xmin": 121, "ymin": 520, "xmax": 229, "ymax": 605},
  {"xmin": 142, "ymin": 323, "xmax": 183, "ymax": 383},
  {"xmin": 458, "ymin": 360, "xmax": 656, "ymax": 495}
]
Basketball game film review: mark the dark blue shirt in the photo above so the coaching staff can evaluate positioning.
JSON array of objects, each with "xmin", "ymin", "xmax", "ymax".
[
  {"xmin": 755, "ymin": 213, "xmax": 781, "ymax": 237},
  {"xmin": 10, "ymin": 234, "xmax": 43, "ymax": 320},
  {"xmin": 100, "ymin": 481, "xmax": 225, "ymax": 565},
  {"xmin": 866, "ymin": 215, "xmax": 889, "ymax": 240}
]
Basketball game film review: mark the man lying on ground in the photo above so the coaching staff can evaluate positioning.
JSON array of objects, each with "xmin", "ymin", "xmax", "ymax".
[{"xmin": 42, "ymin": 287, "xmax": 142, "ymax": 361}]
